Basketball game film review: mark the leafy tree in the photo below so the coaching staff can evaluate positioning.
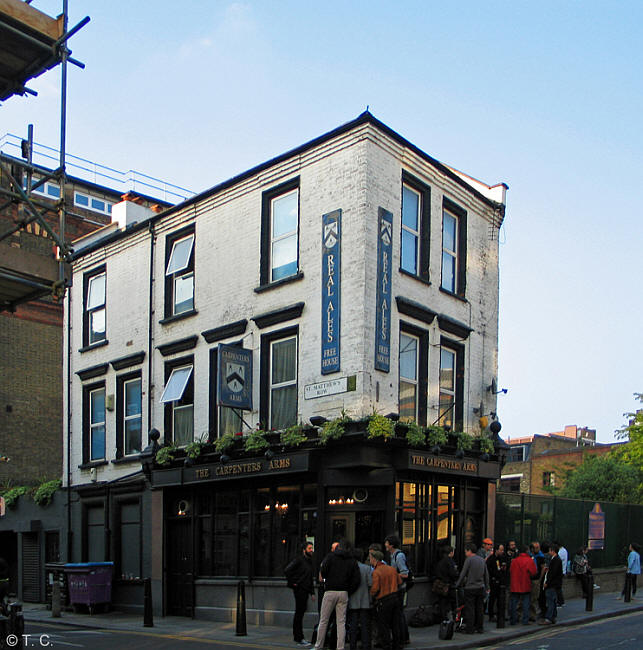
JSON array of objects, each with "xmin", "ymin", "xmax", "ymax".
[
  {"xmin": 613, "ymin": 393, "xmax": 643, "ymax": 468},
  {"xmin": 558, "ymin": 454, "xmax": 641, "ymax": 504}
]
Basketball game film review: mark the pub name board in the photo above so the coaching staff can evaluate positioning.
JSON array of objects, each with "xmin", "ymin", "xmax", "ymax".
[
  {"xmin": 185, "ymin": 454, "xmax": 308, "ymax": 483},
  {"xmin": 409, "ymin": 452, "xmax": 477, "ymax": 474}
]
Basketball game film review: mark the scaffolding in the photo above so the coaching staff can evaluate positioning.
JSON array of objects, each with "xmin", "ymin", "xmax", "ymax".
[{"xmin": 0, "ymin": 0, "xmax": 89, "ymax": 312}]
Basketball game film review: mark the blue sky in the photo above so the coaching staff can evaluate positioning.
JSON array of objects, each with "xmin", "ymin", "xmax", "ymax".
[{"xmin": 3, "ymin": 1, "xmax": 642, "ymax": 442}]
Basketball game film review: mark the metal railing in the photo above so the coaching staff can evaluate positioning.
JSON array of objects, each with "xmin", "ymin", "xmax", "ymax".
[{"xmin": 0, "ymin": 133, "xmax": 196, "ymax": 204}]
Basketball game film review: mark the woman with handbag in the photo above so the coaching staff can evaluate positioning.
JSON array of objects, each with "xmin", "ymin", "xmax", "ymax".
[{"xmin": 434, "ymin": 546, "xmax": 458, "ymax": 621}]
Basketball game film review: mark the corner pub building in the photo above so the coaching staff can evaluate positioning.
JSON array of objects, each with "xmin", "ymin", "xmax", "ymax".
[{"xmin": 63, "ymin": 112, "xmax": 508, "ymax": 624}]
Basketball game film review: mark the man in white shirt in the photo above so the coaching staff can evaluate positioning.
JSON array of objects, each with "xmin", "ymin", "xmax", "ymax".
[{"xmin": 555, "ymin": 541, "xmax": 568, "ymax": 606}]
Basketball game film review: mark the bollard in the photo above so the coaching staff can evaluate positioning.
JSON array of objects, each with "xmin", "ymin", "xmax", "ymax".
[
  {"xmin": 9, "ymin": 602, "xmax": 24, "ymax": 647},
  {"xmin": 143, "ymin": 577, "xmax": 154, "ymax": 627},
  {"xmin": 585, "ymin": 577, "xmax": 593, "ymax": 611},
  {"xmin": 235, "ymin": 580, "xmax": 247, "ymax": 636},
  {"xmin": 52, "ymin": 580, "xmax": 61, "ymax": 618},
  {"xmin": 496, "ymin": 584, "xmax": 506, "ymax": 629},
  {"xmin": 624, "ymin": 574, "xmax": 631, "ymax": 603}
]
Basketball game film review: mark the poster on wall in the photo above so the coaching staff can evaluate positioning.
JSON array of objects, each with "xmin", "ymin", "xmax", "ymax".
[
  {"xmin": 321, "ymin": 209, "xmax": 341, "ymax": 374},
  {"xmin": 375, "ymin": 207, "xmax": 393, "ymax": 372},
  {"xmin": 588, "ymin": 502, "xmax": 605, "ymax": 550}
]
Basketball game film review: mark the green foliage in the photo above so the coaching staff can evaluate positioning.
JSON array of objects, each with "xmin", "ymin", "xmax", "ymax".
[
  {"xmin": 319, "ymin": 417, "xmax": 345, "ymax": 445},
  {"xmin": 214, "ymin": 433, "xmax": 236, "ymax": 453},
  {"xmin": 559, "ymin": 454, "xmax": 642, "ymax": 504},
  {"xmin": 244, "ymin": 430, "xmax": 269, "ymax": 453},
  {"xmin": 32, "ymin": 479, "xmax": 61, "ymax": 506},
  {"xmin": 280, "ymin": 424, "xmax": 308, "ymax": 448},
  {"xmin": 155, "ymin": 444, "xmax": 177, "ymax": 466},
  {"xmin": 453, "ymin": 431, "xmax": 474, "ymax": 451},
  {"xmin": 478, "ymin": 434, "xmax": 495, "ymax": 454},
  {"xmin": 2, "ymin": 485, "xmax": 29, "ymax": 508},
  {"xmin": 185, "ymin": 434, "xmax": 208, "ymax": 460},
  {"xmin": 367, "ymin": 414, "xmax": 394, "ymax": 440},
  {"xmin": 426, "ymin": 425, "xmax": 448, "ymax": 446},
  {"xmin": 405, "ymin": 421, "xmax": 426, "ymax": 447}
]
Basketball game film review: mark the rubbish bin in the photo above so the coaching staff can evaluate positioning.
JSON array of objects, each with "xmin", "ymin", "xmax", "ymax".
[{"xmin": 63, "ymin": 562, "xmax": 113, "ymax": 614}]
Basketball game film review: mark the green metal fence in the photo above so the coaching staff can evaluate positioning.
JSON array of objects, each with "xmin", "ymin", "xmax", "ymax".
[{"xmin": 495, "ymin": 492, "xmax": 643, "ymax": 568}]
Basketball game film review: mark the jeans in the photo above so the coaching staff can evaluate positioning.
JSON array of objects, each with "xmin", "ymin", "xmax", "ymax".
[
  {"xmin": 545, "ymin": 587, "xmax": 557, "ymax": 622},
  {"xmin": 293, "ymin": 587, "xmax": 310, "ymax": 642},
  {"xmin": 463, "ymin": 587, "xmax": 485, "ymax": 633},
  {"xmin": 348, "ymin": 608, "xmax": 371, "ymax": 650},
  {"xmin": 509, "ymin": 592, "xmax": 530, "ymax": 625},
  {"xmin": 374, "ymin": 594, "xmax": 401, "ymax": 650},
  {"xmin": 315, "ymin": 590, "xmax": 348, "ymax": 650}
]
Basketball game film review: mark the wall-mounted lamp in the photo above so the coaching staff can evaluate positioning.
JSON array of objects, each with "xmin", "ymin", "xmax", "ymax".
[{"xmin": 487, "ymin": 378, "xmax": 508, "ymax": 395}]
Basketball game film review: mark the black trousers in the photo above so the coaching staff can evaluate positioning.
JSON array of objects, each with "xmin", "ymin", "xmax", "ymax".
[
  {"xmin": 292, "ymin": 587, "xmax": 310, "ymax": 642},
  {"xmin": 374, "ymin": 595, "xmax": 401, "ymax": 650},
  {"xmin": 488, "ymin": 582, "xmax": 500, "ymax": 618},
  {"xmin": 463, "ymin": 587, "xmax": 485, "ymax": 633}
]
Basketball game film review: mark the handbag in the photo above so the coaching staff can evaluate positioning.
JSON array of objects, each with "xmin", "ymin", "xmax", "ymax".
[
  {"xmin": 439, "ymin": 618, "xmax": 454, "ymax": 640},
  {"xmin": 432, "ymin": 578, "xmax": 450, "ymax": 596}
]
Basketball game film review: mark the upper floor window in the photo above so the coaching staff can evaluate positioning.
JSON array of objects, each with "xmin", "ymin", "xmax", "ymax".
[
  {"xmin": 209, "ymin": 347, "xmax": 244, "ymax": 439},
  {"xmin": 74, "ymin": 191, "xmax": 114, "ymax": 216},
  {"xmin": 160, "ymin": 362, "xmax": 194, "ymax": 445},
  {"xmin": 89, "ymin": 386, "xmax": 106, "ymax": 461},
  {"xmin": 120, "ymin": 376, "xmax": 142, "ymax": 456},
  {"xmin": 24, "ymin": 176, "xmax": 61, "ymax": 199},
  {"xmin": 399, "ymin": 332, "xmax": 418, "ymax": 422},
  {"xmin": 507, "ymin": 445, "xmax": 528, "ymax": 463},
  {"xmin": 439, "ymin": 347, "xmax": 456, "ymax": 429},
  {"xmin": 542, "ymin": 471, "xmax": 555, "ymax": 488},
  {"xmin": 84, "ymin": 268, "xmax": 106, "ymax": 346},
  {"xmin": 441, "ymin": 198, "xmax": 467, "ymax": 296},
  {"xmin": 260, "ymin": 178, "xmax": 300, "ymax": 286},
  {"xmin": 400, "ymin": 173, "xmax": 430, "ymax": 281},
  {"xmin": 270, "ymin": 336, "xmax": 297, "ymax": 429},
  {"xmin": 164, "ymin": 230, "xmax": 195, "ymax": 317}
]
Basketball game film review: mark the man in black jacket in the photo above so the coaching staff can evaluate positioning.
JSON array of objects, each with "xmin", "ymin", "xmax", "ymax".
[
  {"xmin": 540, "ymin": 543, "xmax": 563, "ymax": 625},
  {"xmin": 314, "ymin": 539, "xmax": 361, "ymax": 650},
  {"xmin": 285, "ymin": 541, "xmax": 316, "ymax": 646}
]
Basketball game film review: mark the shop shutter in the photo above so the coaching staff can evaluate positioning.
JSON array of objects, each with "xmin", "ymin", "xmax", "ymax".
[{"xmin": 22, "ymin": 533, "xmax": 41, "ymax": 602}]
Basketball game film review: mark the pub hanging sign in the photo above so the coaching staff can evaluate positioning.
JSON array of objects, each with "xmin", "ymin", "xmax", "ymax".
[
  {"xmin": 375, "ymin": 208, "xmax": 393, "ymax": 372},
  {"xmin": 217, "ymin": 344, "xmax": 253, "ymax": 410},
  {"xmin": 321, "ymin": 209, "xmax": 341, "ymax": 374}
]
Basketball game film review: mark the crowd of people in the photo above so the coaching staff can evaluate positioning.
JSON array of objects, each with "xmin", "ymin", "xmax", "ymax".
[
  {"xmin": 284, "ymin": 536, "xmax": 641, "ymax": 649},
  {"xmin": 285, "ymin": 535, "xmax": 411, "ymax": 650}
]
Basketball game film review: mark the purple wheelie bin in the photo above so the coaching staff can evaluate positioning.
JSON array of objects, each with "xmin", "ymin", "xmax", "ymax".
[{"xmin": 64, "ymin": 562, "xmax": 113, "ymax": 614}]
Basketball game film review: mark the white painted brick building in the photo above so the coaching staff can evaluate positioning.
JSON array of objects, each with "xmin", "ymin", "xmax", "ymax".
[{"xmin": 65, "ymin": 112, "xmax": 506, "ymax": 486}]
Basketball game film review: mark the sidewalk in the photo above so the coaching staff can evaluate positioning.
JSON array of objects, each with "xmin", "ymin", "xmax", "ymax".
[{"xmin": 22, "ymin": 591, "xmax": 643, "ymax": 649}]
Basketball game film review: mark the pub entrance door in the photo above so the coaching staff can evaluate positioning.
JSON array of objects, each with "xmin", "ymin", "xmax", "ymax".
[
  {"xmin": 327, "ymin": 511, "xmax": 384, "ymax": 551},
  {"xmin": 166, "ymin": 517, "xmax": 193, "ymax": 617}
]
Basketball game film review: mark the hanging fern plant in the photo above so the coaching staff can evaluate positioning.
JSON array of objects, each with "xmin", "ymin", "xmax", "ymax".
[
  {"xmin": 367, "ymin": 414, "xmax": 395, "ymax": 440},
  {"xmin": 405, "ymin": 421, "xmax": 426, "ymax": 447}
]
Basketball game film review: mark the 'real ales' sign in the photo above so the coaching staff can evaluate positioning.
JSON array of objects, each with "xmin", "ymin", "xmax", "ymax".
[
  {"xmin": 409, "ymin": 451, "xmax": 477, "ymax": 475},
  {"xmin": 375, "ymin": 208, "xmax": 393, "ymax": 372},
  {"xmin": 321, "ymin": 209, "xmax": 341, "ymax": 374}
]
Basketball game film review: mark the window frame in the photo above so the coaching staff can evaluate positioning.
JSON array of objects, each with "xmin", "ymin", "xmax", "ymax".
[
  {"xmin": 260, "ymin": 177, "xmax": 300, "ymax": 286},
  {"xmin": 162, "ymin": 356, "xmax": 194, "ymax": 446},
  {"xmin": 260, "ymin": 326, "xmax": 299, "ymax": 430},
  {"xmin": 440, "ymin": 197, "xmax": 467, "ymax": 297},
  {"xmin": 399, "ymin": 322, "xmax": 429, "ymax": 425},
  {"xmin": 74, "ymin": 191, "xmax": 114, "ymax": 216},
  {"xmin": 82, "ymin": 381, "xmax": 106, "ymax": 463},
  {"xmin": 116, "ymin": 371, "xmax": 143, "ymax": 458},
  {"xmin": 400, "ymin": 171, "xmax": 431, "ymax": 282},
  {"xmin": 438, "ymin": 337, "xmax": 464, "ymax": 430},
  {"xmin": 399, "ymin": 331, "xmax": 419, "ymax": 422},
  {"xmin": 83, "ymin": 266, "xmax": 106, "ymax": 347},
  {"xmin": 164, "ymin": 226, "xmax": 195, "ymax": 319}
]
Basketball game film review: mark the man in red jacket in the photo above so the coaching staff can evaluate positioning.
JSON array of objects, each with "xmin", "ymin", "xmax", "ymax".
[{"xmin": 509, "ymin": 544, "xmax": 537, "ymax": 625}]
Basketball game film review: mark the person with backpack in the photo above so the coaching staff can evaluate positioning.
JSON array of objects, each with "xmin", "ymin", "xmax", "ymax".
[
  {"xmin": 314, "ymin": 538, "xmax": 361, "ymax": 650},
  {"xmin": 384, "ymin": 534, "xmax": 411, "ymax": 645},
  {"xmin": 284, "ymin": 541, "xmax": 316, "ymax": 646}
]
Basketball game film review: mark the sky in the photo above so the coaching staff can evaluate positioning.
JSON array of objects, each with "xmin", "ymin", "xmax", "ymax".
[{"xmin": 2, "ymin": 0, "xmax": 642, "ymax": 443}]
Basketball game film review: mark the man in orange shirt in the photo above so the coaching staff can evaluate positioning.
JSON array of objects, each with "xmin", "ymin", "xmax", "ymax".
[{"xmin": 369, "ymin": 550, "xmax": 402, "ymax": 650}]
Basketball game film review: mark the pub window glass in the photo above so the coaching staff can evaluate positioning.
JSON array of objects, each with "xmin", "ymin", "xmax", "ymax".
[
  {"xmin": 214, "ymin": 490, "xmax": 241, "ymax": 575},
  {"xmin": 238, "ymin": 490, "xmax": 250, "ymax": 576},
  {"xmin": 272, "ymin": 485, "xmax": 300, "ymax": 576},
  {"xmin": 254, "ymin": 488, "xmax": 272, "ymax": 577},
  {"xmin": 197, "ymin": 514, "xmax": 213, "ymax": 576},
  {"xmin": 120, "ymin": 502, "xmax": 141, "ymax": 578},
  {"xmin": 86, "ymin": 505, "xmax": 105, "ymax": 561}
]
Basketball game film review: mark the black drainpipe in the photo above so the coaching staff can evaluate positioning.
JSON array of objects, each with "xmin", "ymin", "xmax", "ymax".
[
  {"xmin": 147, "ymin": 221, "xmax": 156, "ymax": 430},
  {"xmin": 66, "ymin": 285, "xmax": 72, "ymax": 561}
]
